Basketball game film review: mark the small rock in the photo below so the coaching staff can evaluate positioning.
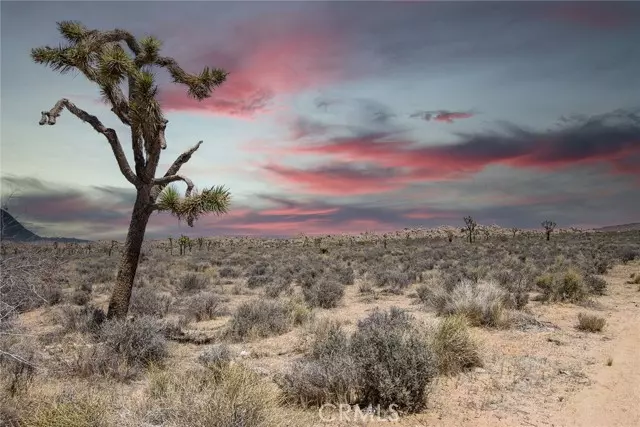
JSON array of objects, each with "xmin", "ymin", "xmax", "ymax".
[{"xmin": 239, "ymin": 350, "xmax": 251, "ymax": 358}]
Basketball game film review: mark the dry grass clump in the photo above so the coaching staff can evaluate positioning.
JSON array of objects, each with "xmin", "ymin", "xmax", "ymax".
[
  {"xmin": 576, "ymin": 312, "xmax": 606, "ymax": 332},
  {"xmin": 198, "ymin": 343, "xmax": 235, "ymax": 369},
  {"xmin": 183, "ymin": 291, "xmax": 227, "ymax": 321},
  {"xmin": 627, "ymin": 272, "xmax": 640, "ymax": 285},
  {"xmin": 180, "ymin": 272, "xmax": 210, "ymax": 292},
  {"xmin": 421, "ymin": 279, "xmax": 508, "ymax": 327},
  {"xmin": 429, "ymin": 314, "xmax": 482, "ymax": 375},
  {"xmin": 129, "ymin": 286, "xmax": 173, "ymax": 318},
  {"xmin": 21, "ymin": 396, "xmax": 110, "ymax": 427},
  {"xmin": 141, "ymin": 363, "xmax": 284, "ymax": 427}
]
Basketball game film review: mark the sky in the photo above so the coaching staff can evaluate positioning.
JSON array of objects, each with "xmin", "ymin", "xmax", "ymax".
[{"xmin": 1, "ymin": 0, "xmax": 640, "ymax": 240}]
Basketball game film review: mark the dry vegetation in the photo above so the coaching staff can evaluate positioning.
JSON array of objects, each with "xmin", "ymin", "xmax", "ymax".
[{"xmin": 1, "ymin": 227, "xmax": 639, "ymax": 426}]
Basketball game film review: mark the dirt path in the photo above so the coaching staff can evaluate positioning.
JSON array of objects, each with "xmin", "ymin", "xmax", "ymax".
[
  {"xmin": 552, "ymin": 265, "xmax": 640, "ymax": 427},
  {"xmin": 394, "ymin": 262, "xmax": 640, "ymax": 427}
]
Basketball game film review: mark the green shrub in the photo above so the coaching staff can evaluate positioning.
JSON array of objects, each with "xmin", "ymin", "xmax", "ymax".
[
  {"xmin": 430, "ymin": 315, "xmax": 482, "ymax": 375},
  {"xmin": 537, "ymin": 269, "xmax": 587, "ymax": 303}
]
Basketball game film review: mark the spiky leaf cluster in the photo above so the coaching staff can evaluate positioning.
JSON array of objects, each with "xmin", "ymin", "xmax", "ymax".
[
  {"xmin": 31, "ymin": 20, "xmax": 228, "ymax": 123},
  {"xmin": 157, "ymin": 185, "xmax": 231, "ymax": 227}
]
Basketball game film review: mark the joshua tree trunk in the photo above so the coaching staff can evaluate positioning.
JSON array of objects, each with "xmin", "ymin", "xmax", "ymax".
[
  {"xmin": 107, "ymin": 187, "xmax": 153, "ymax": 319},
  {"xmin": 32, "ymin": 23, "xmax": 232, "ymax": 319}
]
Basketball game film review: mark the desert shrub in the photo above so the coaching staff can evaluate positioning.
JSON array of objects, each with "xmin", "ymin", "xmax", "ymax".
[
  {"xmin": 279, "ymin": 321, "xmax": 359, "ymax": 407},
  {"xmin": 537, "ymin": 269, "xmax": 587, "ymax": 303},
  {"xmin": 218, "ymin": 265, "xmax": 240, "ymax": 278},
  {"xmin": 302, "ymin": 275, "xmax": 345, "ymax": 308},
  {"xmin": 424, "ymin": 280, "xmax": 507, "ymax": 327},
  {"xmin": 246, "ymin": 274, "xmax": 272, "ymax": 288},
  {"xmin": 98, "ymin": 316, "xmax": 168, "ymax": 368},
  {"xmin": 180, "ymin": 273, "xmax": 209, "ymax": 292},
  {"xmin": 226, "ymin": 299, "xmax": 294, "ymax": 341},
  {"xmin": 332, "ymin": 264, "xmax": 355, "ymax": 286},
  {"xmin": 71, "ymin": 289, "xmax": 91, "ymax": 306},
  {"xmin": 145, "ymin": 364, "xmax": 282, "ymax": 427},
  {"xmin": 280, "ymin": 356, "xmax": 359, "ymax": 408},
  {"xmin": 264, "ymin": 279, "xmax": 291, "ymax": 298},
  {"xmin": 0, "ymin": 341, "xmax": 37, "ymax": 397},
  {"xmin": 129, "ymin": 287, "xmax": 172, "ymax": 318},
  {"xmin": 584, "ymin": 275, "xmax": 607, "ymax": 296},
  {"xmin": 184, "ymin": 291, "xmax": 226, "ymax": 321},
  {"xmin": 576, "ymin": 313, "xmax": 606, "ymax": 332},
  {"xmin": 53, "ymin": 304, "xmax": 104, "ymax": 336},
  {"xmin": 369, "ymin": 267, "xmax": 412, "ymax": 293},
  {"xmin": 593, "ymin": 258, "xmax": 611, "ymax": 274},
  {"xmin": 198, "ymin": 343, "xmax": 235, "ymax": 369},
  {"xmin": 358, "ymin": 280, "xmax": 373, "ymax": 294},
  {"xmin": 620, "ymin": 248, "xmax": 638, "ymax": 264},
  {"xmin": 429, "ymin": 314, "xmax": 482, "ymax": 375},
  {"xmin": 350, "ymin": 308, "xmax": 436, "ymax": 412},
  {"xmin": 295, "ymin": 266, "xmax": 324, "ymax": 288}
]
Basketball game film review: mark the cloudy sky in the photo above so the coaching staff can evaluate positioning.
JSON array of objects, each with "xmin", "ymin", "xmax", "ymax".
[{"xmin": 1, "ymin": 1, "xmax": 639, "ymax": 240}]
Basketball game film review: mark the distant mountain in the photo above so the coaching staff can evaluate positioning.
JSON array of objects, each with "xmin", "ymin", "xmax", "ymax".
[
  {"xmin": 594, "ymin": 223, "xmax": 640, "ymax": 232},
  {"xmin": 0, "ymin": 208, "xmax": 91, "ymax": 243}
]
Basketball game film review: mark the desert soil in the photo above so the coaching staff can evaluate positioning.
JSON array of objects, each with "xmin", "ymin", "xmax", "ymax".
[
  {"xmin": 271, "ymin": 262, "xmax": 639, "ymax": 427},
  {"xmin": 400, "ymin": 262, "xmax": 639, "ymax": 427}
]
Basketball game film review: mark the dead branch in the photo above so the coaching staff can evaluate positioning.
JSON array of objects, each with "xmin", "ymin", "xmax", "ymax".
[{"xmin": 39, "ymin": 98, "xmax": 139, "ymax": 186}]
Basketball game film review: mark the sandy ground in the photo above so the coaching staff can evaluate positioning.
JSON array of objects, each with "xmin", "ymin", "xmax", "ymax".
[
  {"xmin": 15, "ymin": 261, "xmax": 640, "ymax": 427},
  {"xmin": 402, "ymin": 262, "xmax": 640, "ymax": 427},
  {"xmin": 264, "ymin": 262, "xmax": 640, "ymax": 427}
]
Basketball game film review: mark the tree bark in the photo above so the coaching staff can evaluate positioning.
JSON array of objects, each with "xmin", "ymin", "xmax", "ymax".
[{"xmin": 107, "ymin": 187, "xmax": 153, "ymax": 319}]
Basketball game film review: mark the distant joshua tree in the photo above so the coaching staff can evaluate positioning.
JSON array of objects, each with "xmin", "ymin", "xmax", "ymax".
[
  {"xmin": 31, "ymin": 21, "xmax": 231, "ymax": 318},
  {"xmin": 463, "ymin": 216, "xmax": 477, "ymax": 243},
  {"xmin": 541, "ymin": 220, "xmax": 557, "ymax": 241}
]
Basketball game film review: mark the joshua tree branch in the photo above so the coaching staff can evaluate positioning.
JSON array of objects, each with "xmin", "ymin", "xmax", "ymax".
[
  {"xmin": 165, "ymin": 141, "xmax": 203, "ymax": 177},
  {"xmin": 153, "ymin": 174, "xmax": 194, "ymax": 197},
  {"xmin": 150, "ymin": 141, "xmax": 203, "ymax": 201},
  {"xmin": 39, "ymin": 98, "xmax": 139, "ymax": 186}
]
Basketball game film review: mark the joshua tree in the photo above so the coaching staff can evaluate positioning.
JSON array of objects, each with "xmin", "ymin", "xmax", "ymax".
[
  {"xmin": 510, "ymin": 227, "xmax": 519, "ymax": 238},
  {"xmin": 541, "ymin": 220, "xmax": 557, "ymax": 241},
  {"xmin": 178, "ymin": 235, "xmax": 190, "ymax": 256},
  {"xmin": 196, "ymin": 236, "xmax": 204, "ymax": 251},
  {"xmin": 167, "ymin": 237, "xmax": 173, "ymax": 255},
  {"xmin": 463, "ymin": 216, "xmax": 477, "ymax": 243},
  {"xmin": 32, "ymin": 21, "xmax": 231, "ymax": 318}
]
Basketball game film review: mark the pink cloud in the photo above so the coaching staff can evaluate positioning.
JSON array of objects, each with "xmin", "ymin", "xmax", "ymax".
[
  {"xmin": 260, "ymin": 207, "xmax": 339, "ymax": 216},
  {"xmin": 262, "ymin": 163, "xmax": 408, "ymax": 196},
  {"xmin": 159, "ymin": 17, "xmax": 353, "ymax": 118}
]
